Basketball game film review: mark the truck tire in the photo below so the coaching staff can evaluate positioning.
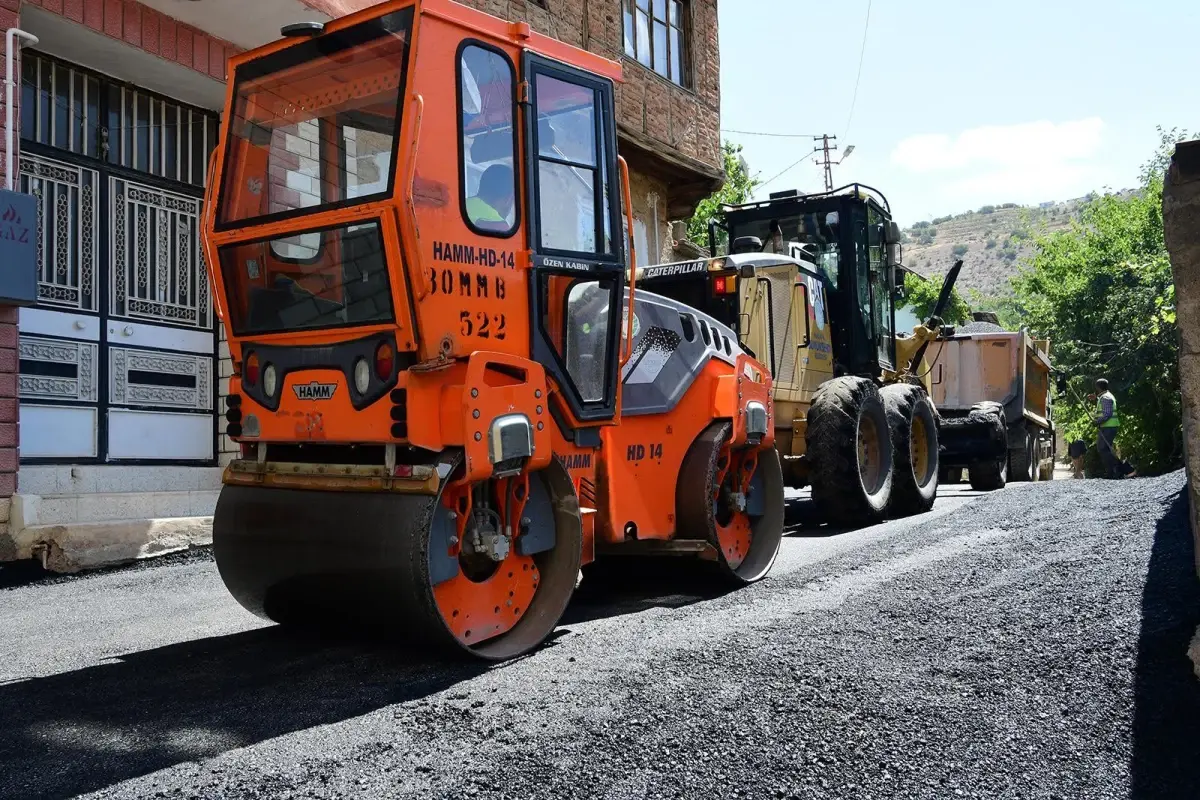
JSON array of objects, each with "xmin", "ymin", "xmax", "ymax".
[
  {"xmin": 967, "ymin": 405, "xmax": 1008, "ymax": 491},
  {"xmin": 969, "ymin": 457, "xmax": 1008, "ymax": 491},
  {"xmin": 881, "ymin": 383, "xmax": 939, "ymax": 516},
  {"xmin": 807, "ymin": 376, "xmax": 893, "ymax": 525},
  {"xmin": 1009, "ymin": 427, "xmax": 1035, "ymax": 483}
]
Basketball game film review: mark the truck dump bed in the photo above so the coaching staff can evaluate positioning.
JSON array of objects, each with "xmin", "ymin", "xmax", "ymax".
[{"xmin": 931, "ymin": 329, "xmax": 1053, "ymax": 428}]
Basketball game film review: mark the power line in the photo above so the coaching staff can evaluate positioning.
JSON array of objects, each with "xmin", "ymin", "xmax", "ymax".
[
  {"xmin": 721, "ymin": 128, "xmax": 821, "ymax": 139},
  {"xmin": 842, "ymin": 0, "xmax": 872, "ymax": 139},
  {"xmin": 756, "ymin": 154, "xmax": 815, "ymax": 190}
]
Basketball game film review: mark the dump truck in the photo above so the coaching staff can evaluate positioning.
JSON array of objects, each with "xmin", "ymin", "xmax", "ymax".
[
  {"xmin": 931, "ymin": 323, "xmax": 1056, "ymax": 488},
  {"xmin": 199, "ymin": 0, "xmax": 784, "ymax": 660},
  {"xmin": 636, "ymin": 185, "xmax": 969, "ymax": 524}
]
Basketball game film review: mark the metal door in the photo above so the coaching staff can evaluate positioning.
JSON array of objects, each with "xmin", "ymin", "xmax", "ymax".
[{"xmin": 16, "ymin": 51, "xmax": 220, "ymax": 464}]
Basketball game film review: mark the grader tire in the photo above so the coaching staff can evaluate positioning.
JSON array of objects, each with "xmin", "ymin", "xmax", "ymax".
[
  {"xmin": 806, "ymin": 377, "xmax": 893, "ymax": 525},
  {"xmin": 881, "ymin": 383, "xmax": 939, "ymax": 517}
]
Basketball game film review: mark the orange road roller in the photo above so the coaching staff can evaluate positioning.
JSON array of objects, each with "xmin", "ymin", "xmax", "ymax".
[{"xmin": 200, "ymin": 0, "xmax": 784, "ymax": 659}]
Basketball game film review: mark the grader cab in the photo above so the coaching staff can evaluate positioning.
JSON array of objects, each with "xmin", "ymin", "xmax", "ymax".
[{"xmin": 200, "ymin": 0, "xmax": 783, "ymax": 660}]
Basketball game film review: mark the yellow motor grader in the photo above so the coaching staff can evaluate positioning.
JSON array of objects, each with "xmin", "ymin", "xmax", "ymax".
[{"xmin": 635, "ymin": 185, "xmax": 989, "ymax": 524}]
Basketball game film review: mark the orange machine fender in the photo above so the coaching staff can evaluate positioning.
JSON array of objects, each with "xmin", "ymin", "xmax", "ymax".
[
  {"xmin": 405, "ymin": 351, "xmax": 553, "ymax": 482},
  {"xmin": 713, "ymin": 354, "xmax": 775, "ymax": 449}
]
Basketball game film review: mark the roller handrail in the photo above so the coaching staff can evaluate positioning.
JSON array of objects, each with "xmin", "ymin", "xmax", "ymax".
[
  {"xmin": 406, "ymin": 93, "xmax": 426, "ymax": 298},
  {"xmin": 618, "ymin": 156, "xmax": 637, "ymax": 368}
]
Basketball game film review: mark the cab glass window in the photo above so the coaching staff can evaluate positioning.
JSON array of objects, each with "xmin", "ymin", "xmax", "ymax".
[
  {"xmin": 541, "ymin": 275, "xmax": 616, "ymax": 403},
  {"xmin": 218, "ymin": 220, "xmax": 393, "ymax": 336},
  {"xmin": 217, "ymin": 9, "xmax": 413, "ymax": 229},
  {"xmin": 460, "ymin": 45, "xmax": 517, "ymax": 235},
  {"xmin": 533, "ymin": 74, "xmax": 611, "ymax": 256},
  {"xmin": 868, "ymin": 207, "xmax": 893, "ymax": 363}
]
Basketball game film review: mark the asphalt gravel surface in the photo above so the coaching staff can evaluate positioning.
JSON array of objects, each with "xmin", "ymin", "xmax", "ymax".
[{"xmin": 1, "ymin": 474, "xmax": 1197, "ymax": 800}]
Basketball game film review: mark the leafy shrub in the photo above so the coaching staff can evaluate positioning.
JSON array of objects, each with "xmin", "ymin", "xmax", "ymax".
[
  {"xmin": 985, "ymin": 238, "xmax": 997, "ymax": 249},
  {"xmin": 1013, "ymin": 127, "xmax": 1187, "ymax": 473},
  {"xmin": 932, "ymin": 215, "xmax": 953, "ymax": 225},
  {"xmin": 912, "ymin": 221, "xmax": 931, "ymax": 230},
  {"xmin": 978, "ymin": 205, "xmax": 996, "ymax": 214},
  {"xmin": 918, "ymin": 234, "xmax": 934, "ymax": 245},
  {"xmin": 952, "ymin": 243, "xmax": 969, "ymax": 256}
]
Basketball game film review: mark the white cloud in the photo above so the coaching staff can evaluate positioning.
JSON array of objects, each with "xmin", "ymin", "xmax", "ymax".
[
  {"xmin": 888, "ymin": 118, "xmax": 1112, "ymax": 208},
  {"xmin": 891, "ymin": 118, "xmax": 1105, "ymax": 173}
]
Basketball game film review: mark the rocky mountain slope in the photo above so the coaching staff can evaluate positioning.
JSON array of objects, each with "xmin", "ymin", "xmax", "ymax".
[{"xmin": 900, "ymin": 198, "xmax": 1088, "ymax": 296}]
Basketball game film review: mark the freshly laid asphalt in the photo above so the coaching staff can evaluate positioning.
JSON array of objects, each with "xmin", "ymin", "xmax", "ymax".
[{"xmin": 1, "ymin": 474, "xmax": 1197, "ymax": 800}]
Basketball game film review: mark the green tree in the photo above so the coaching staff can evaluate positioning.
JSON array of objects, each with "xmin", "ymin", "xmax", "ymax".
[
  {"xmin": 686, "ymin": 141, "xmax": 759, "ymax": 248},
  {"xmin": 1011, "ymin": 128, "xmax": 1190, "ymax": 474},
  {"xmin": 900, "ymin": 270, "xmax": 970, "ymax": 325}
]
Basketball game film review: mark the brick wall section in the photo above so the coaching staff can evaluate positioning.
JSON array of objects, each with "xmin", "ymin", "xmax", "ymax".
[
  {"xmin": 24, "ymin": 0, "xmax": 241, "ymax": 82},
  {"xmin": 0, "ymin": 0, "xmax": 22, "ymax": 190},
  {"xmin": 0, "ymin": 0, "xmax": 21, "ymax": 537}
]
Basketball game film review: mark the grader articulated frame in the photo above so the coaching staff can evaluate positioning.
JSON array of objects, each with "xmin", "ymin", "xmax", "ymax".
[{"xmin": 200, "ymin": 0, "xmax": 783, "ymax": 660}]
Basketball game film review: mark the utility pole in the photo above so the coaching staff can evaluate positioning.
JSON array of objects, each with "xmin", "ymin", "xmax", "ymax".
[
  {"xmin": 812, "ymin": 134, "xmax": 855, "ymax": 192},
  {"xmin": 813, "ymin": 134, "xmax": 838, "ymax": 192}
]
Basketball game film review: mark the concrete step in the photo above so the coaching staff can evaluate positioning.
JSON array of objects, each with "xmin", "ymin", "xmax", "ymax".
[
  {"xmin": 13, "ymin": 489, "xmax": 220, "ymax": 529},
  {"xmin": 20, "ymin": 516, "xmax": 213, "ymax": 573}
]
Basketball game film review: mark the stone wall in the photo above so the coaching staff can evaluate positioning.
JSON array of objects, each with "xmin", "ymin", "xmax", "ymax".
[{"xmin": 1163, "ymin": 138, "xmax": 1200, "ymax": 576}]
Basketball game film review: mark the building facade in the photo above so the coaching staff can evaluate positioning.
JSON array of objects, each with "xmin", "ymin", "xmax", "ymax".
[{"xmin": 0, "ymin": 0, "xmax": 722, "ymax": 565}]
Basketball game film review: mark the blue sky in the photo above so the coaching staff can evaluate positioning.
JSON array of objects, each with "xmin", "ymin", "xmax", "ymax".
[{"xmin": 718, "ymin": 0, "xmax": 1200, "ymax": 225}]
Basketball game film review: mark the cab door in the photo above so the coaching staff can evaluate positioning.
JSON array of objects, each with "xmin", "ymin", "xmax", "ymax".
[{"xmin": 521, "ymin": 53, "xmax": 624, "ymax": 424}]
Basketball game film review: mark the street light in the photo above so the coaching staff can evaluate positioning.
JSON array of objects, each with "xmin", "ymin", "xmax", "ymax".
[{"xmin": 841, "ymin": 145, "xmax": 855, "ymax": 160}]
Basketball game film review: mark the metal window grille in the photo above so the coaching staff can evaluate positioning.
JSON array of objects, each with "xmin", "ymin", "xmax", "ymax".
[{"xmin": 21, "ymin": 51, "xmax": 219, "ymax": 187}]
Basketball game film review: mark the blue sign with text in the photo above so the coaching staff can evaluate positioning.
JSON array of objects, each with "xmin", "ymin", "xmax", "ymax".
[{"xmin": 0, "ymin": 188, "xmax": 37, "ymax": 306}]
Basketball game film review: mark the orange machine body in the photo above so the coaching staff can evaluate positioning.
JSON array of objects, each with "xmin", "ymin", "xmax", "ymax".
[{"xmin": 203, "ymin": 0, "xmax": 776, "ymax": 586}]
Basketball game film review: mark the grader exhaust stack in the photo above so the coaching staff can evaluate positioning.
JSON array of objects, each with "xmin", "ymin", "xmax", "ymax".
[{"xmin": 200, "ymin": 0, "xmax": 784, "ymax": 659}]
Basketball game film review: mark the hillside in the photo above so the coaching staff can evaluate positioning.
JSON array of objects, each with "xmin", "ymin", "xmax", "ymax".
[{"xmin": 900, "ymin": 199, "xmax": 1089, "ymax": 296}]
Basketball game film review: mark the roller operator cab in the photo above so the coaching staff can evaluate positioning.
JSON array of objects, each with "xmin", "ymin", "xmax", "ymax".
[{"xmin": 201, "ymin": 0, "xmax": 784, "ymax": 660}]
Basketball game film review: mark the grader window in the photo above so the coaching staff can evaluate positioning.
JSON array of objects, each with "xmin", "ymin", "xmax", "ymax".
[
  {"xmin": 216, "ymin": 8, "xmax": 413, "ymax": 229},
  {"xmin": 460, "ymin": 44, "xmax": 518, "ymax": 236}
]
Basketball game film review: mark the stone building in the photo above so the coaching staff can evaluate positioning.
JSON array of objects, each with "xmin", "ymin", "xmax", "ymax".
[{"xmin": 0, "ymin": 0, "xmax": 722, "ymax": 568}]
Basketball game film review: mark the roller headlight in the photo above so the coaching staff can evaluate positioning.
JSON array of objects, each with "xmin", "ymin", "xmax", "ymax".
[{"xmin": 354, "ymin": 357, "xmax": 371, "ymax": 394}]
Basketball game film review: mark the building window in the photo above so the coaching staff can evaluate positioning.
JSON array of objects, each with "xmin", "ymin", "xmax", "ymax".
[{"xmin": 623, "ymin": 0, "xmax": 687, "ymax": 87}]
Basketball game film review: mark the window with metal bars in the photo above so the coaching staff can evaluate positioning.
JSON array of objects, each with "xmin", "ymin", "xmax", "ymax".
[
  {"xmin": 622, "ymin": 0, "xmax": 689, "ymax": 88},
  {"xmin": 20, "ymin": 51, "xmax": 220, "ymax": 186}
]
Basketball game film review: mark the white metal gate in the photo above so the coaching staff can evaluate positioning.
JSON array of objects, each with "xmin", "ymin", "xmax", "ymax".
[{"xmin": 17, "ymin": 51, "xmax": 220, "ymax": 464}]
